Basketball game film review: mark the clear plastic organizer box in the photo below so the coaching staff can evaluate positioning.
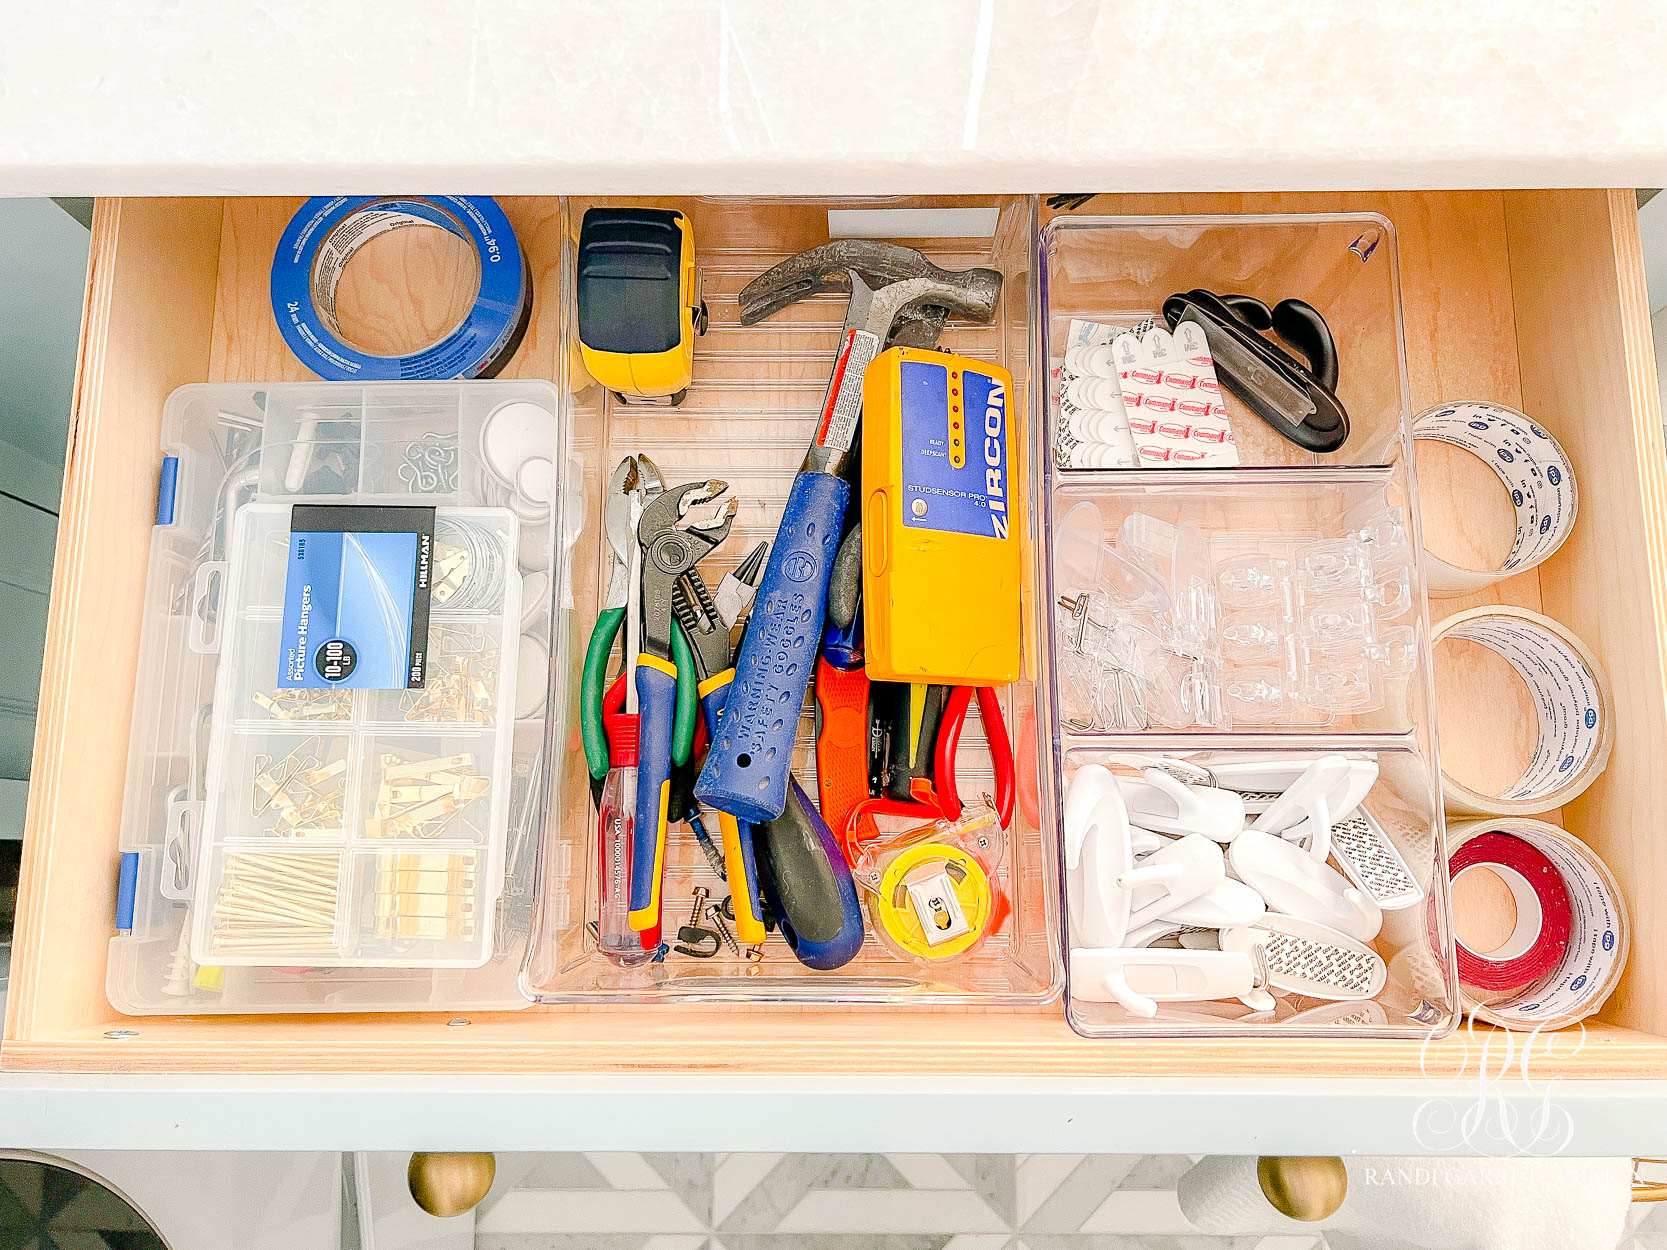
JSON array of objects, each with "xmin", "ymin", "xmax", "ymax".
[
  {"xmin": 110, "ymin": 381, "xmax": 565, "ymax": 1011},
  {"xmin": 1037, "ymin": 214, "xmax": 1459, "ymax": 1037},
  {"xmin": 189, "ymin": 504, "xmax": 522, "ymax": 968},
  {"xmin": 521, "ymin": 195, "xmax": 1061, "ymax": 1004}
]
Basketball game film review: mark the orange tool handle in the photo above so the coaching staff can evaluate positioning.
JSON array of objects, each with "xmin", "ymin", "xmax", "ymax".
[{"xmin": 814, "ymin": 658, "xmax": 871, "ymax": 852}]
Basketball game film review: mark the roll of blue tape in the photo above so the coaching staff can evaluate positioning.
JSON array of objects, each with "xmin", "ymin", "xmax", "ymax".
[{"xmin": 271, "ymin": 195, "xmax": 530, "ymax": 380}]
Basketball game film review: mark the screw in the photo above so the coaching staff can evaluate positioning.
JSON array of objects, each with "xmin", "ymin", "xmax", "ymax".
[
  {"xmin": 104, "ymin": 1030, "xmax": 139, "ymax": 1040},
  {"xmin": 745, "ymin": 944, "xmax": 765, "ymax": 963},
  {"xmin": 672, "ymin": 887, "xmax": 720, "ymax": 958},
  {"xmin": 686, "ymin": 887, "xmax": 709, "ymax": 928},
  {"xmin": 708, "ymin": 902, "xmax": 740, "ymax": 956}
]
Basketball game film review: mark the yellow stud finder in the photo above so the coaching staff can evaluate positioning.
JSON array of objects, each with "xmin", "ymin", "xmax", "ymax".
[{"xmin": 861, "ymin": 346, "xmax": 1020, "ymax": 686}]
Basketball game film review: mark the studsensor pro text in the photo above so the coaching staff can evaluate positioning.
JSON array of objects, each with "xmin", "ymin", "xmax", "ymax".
[{"xmin": 862, "ymin": 346, "xmax": 1021, "ymax": 687}]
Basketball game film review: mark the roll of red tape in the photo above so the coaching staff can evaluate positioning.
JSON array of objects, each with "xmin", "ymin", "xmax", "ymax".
[{"xmin": 1448, "ymin": 831, "xmax": 1572, "ymax": 992}]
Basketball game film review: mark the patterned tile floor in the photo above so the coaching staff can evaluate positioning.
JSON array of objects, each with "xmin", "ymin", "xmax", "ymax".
[
  {"xmin": 472, "ymin": 1154, "xmax": 1667, "ymax": 1249},
  {"xmin": 0, "ymin": 1157, "xmax": 167, "ymax": 1250}
]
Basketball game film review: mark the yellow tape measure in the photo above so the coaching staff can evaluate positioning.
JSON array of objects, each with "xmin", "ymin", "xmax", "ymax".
[{"xmin": 872, "ymin": 842, "xmax": 995, "ymax": 961}]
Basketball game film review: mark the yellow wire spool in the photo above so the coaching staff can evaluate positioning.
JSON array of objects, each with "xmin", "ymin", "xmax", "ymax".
[{"xmin": 872, "ymin": 842, "xmax": 995, "ymax": 961}]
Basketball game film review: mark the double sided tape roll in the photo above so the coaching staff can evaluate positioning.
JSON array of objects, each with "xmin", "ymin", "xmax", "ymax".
[
  {"xmin": 272, "ymin": 196, "xmax": 530, "ymax": 380},
  {"xmin": 1413, "ymin": 402, "xmax": 1577, "ymax": 596},
  {"xmin": 1446, "ymin": 818, "xmax": 1628, "ymax": 1030},
  {"xmin": 1431, "ymin": 606, "xmax": 1613, "ymax": 816}
]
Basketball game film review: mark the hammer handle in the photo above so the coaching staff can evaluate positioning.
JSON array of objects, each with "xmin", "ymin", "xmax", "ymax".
[{"xmin": 696, "ymin": 470, "xmax": 847, "ymax": 823}]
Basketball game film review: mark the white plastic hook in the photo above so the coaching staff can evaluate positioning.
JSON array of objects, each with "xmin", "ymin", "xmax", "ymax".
[
  {"xmin": 1160, "ymin": 876, "xmax": 1267, "ymax": 929},
  {"xmin": 1064, "ymin": 765, "xmax": 1134, "ymax": 948},
  {"xmin": 1128, "ymin": 824, "xmax": 1169, "ymax": 857},
  {"xmin": 1119, "ymin": 833, "xmax": 1226, "ymax": 931},
  {"xmin": 1228, "ymin": 827, "xmax": 1383, "ymax": 941},
  {"xmin": 1069, "ymin": 947, "xmax": 1257, "ymax": 1017},
  {"xmin": 1117, "ymin": 768, "xmax": 1246, "ymax": 842},
  {"xmin": 1250, "ymin": 756, "xmax": 1378, "ymax": 861},
  {"xmin": 1123, "ymin": 917, "xmax": 1186, "ymax": 948}
]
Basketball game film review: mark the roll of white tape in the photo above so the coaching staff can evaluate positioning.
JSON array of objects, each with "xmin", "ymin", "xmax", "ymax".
[
  {"xmin": 1413, "ymin": 402, "xmax": 1577, "ymax": 596},
  {"xmin": 1447, "ymin": 818, "xmax": 1629, "ymax": 1030},
  {"xmin": 1432, "ymin": 607, "xmax": 1613, "ymax": 816}
]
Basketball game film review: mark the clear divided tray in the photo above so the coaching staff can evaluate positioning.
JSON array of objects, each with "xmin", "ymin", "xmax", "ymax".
[
  {"xmin": 190, "ymin": 505, "xmax": 521, "ymax": 968},
  {"xmin": 1039, "ymin": 214, "xmax": 1457, "ymax": 1038}
]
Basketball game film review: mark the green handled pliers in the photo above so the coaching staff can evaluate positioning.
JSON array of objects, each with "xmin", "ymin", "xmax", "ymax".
[{"xmin": 581, "ymin": 456, "xmax": 697, "ymax": 783}]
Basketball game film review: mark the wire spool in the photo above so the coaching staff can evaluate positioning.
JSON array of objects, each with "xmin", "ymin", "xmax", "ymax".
[
  {"xmin": 870, "ymin": 842, "xmax": 997, "ymax": 962},
  {"xmin": 1431, "ymin": 607, "xmax": 1613, "ymax": 816},
  {"xmin": 1446, "ymin": 818, "xmax": 1628, "ymax": 1030},
  {"xmin": 271, "ymin": 196, "xmax": 530, "ymax": 380},
  {"xmin": 1413, "ymin": 402, "xmax": 1577, "ymax": 596}
]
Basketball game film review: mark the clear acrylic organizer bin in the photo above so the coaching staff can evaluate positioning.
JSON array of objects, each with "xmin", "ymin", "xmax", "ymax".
[
  {"xmin": 1041, "ymin": 213, "xmax": 1413, "ymax": 470},
  {"xmin": 1039, "ymin": 214, "xmax": 1456, "ymax": 1038},
  {"xmin": 109, "ymin": 380, "xmax": 566, "ymax": 1011},
  {"xmin": 1061, "ymin": 745, "xmax": 1457, "ymax": 1036},
  {"xmin": 521, "ymin": 196, "xmax": 1061, "ymax": 1004}
]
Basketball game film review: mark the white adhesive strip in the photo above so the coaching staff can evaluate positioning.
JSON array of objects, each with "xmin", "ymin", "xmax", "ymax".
[
  {"xmin": 826, "ymin": 208, "xmax": 1000, "ymax": 238},
  {"xmin": 1432, "ymin": 607, "xmax": 1613, "ymax": 815},
  {"xmin": 1447, "ymin": 818, "xmax": 1629, "ymax": 1030},
  {"xmin": 1413, "ymin": 402, "xmax": 1577, "ymax": 596}
]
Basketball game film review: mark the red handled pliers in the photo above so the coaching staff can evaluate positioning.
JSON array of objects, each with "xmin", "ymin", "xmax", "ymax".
[{"xmin": 838, "ymin": 684, "xmax": 1015, "ymax": 862}]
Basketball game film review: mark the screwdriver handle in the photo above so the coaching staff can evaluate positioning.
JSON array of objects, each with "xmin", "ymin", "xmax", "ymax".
[
  {"xmin": 758, "ymin": 778, "xmax": 865, "ymax": 971},
  {"xmin": 696, "ymin": 471, "xmax": 848, "ymax": 823},
  {"xmin": 628, "ymin": 655, "xmax": 678, "ymax": 931}
]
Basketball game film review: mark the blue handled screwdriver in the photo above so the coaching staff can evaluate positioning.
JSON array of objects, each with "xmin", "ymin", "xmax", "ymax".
[{"xmin": 695, "ymin": 244, "xmax": 1003, "ymax": 823}]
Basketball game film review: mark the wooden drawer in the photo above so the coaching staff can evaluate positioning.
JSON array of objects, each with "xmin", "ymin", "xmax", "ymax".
[{"xmin": 5, "ymin": 190, "xmax": 1665, "ymax": 1075}]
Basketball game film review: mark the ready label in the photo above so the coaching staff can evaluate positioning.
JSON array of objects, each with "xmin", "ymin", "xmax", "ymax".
[
  {"xmin": 899, "ymin": 360, "xmax": 1009, "ymax": 540},
  {"xmin": 279, "ymin": 504, "xmax": 436, "ymax": 689}
]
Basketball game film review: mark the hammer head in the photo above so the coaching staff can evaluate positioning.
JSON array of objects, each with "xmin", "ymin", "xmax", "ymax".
[{"xmin": 738, "ymin": 240, "xmax": 1004, "ymax": 340}]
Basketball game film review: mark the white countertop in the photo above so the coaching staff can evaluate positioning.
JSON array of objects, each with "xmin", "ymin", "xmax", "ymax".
[{"xmin": 4, "ymin": 0, "xmax": 1666, "ymax": 194}]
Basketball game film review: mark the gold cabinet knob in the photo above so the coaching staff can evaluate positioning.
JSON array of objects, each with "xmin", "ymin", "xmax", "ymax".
[
  {"xmin": 1257, "ymin": 1155, "xmax": 1348, "ymax": 1222},
  {"xmin": 407, "ymin": 1151, "xmax": 497, "ymax": 1217}
]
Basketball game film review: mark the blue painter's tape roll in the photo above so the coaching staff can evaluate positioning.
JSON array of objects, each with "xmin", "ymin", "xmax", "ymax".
[{"xmin": 271, "ymin": 196, "xmax": 530, "ymax": 381}]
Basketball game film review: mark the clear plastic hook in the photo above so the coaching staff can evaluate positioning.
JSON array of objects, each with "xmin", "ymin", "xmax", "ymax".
[
  {"xmin": 1307, "ymin": 657, "xmax": 1378, "ymax": 713},
  {"xmin": 1365, "ymin": 625, "xmax": 1418, "ymax": 677},
  {"xmin": 1219, "ymin": 609, "xmax": 1284, "ymax": 662},
  {"xmin": 1216, "ymin": 554, "xmax": 1291, "ymax": 611},
  {"xmin": 1303, "ymin": 599, "xmax": 1375, "ymax": 653},
  {"xmin": 1220, "ymin": 668, "xmax": 1290, "ymax": 724},
  {"xmin": 1368, "ymin": 565, "xmax": 1413, "ymax": 618},
  {"xmin": 1297, "ymin": 538, "xmax": 1371, "ymax": 595}
]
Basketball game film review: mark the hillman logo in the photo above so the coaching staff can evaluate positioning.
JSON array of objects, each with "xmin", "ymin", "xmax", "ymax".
[{"xmin": 982, "ymin": 379, "xmax": 1008, "ymax": 540}]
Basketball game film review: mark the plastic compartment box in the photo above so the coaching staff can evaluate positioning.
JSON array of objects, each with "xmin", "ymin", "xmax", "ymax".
[
  {"xmin": 521, "ymin": 195, "xmax": 1061, "ymax": 1004},
  {"xmin": 1059, "ymin": 745, "xmax": 1456, "ymax": 1036},
  {"xmin": 1038, "ymin": 214, "xmax": 1455, "ymax": 1037},
  {"xmin": 109, "ymin": 380, "xmax": 566, "ymax": 1010},
  {"xmin": 1040, "ymin": 213, "xmax": 1413, "ymax": 470},
  {"xmin": 190, "ymin": 505, "xmax": 521, "ymax": 968}
]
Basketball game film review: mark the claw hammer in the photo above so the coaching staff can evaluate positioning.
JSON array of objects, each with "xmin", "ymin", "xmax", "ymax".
[{"xmin": 695, "ymin": 242, "xmax": 1003, "ymax": 823}]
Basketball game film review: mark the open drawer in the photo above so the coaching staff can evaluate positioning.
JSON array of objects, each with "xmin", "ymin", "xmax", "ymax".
[{"xmin": 5, "ymin": 189, "xmax": 1665, "ymax": 1076}]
